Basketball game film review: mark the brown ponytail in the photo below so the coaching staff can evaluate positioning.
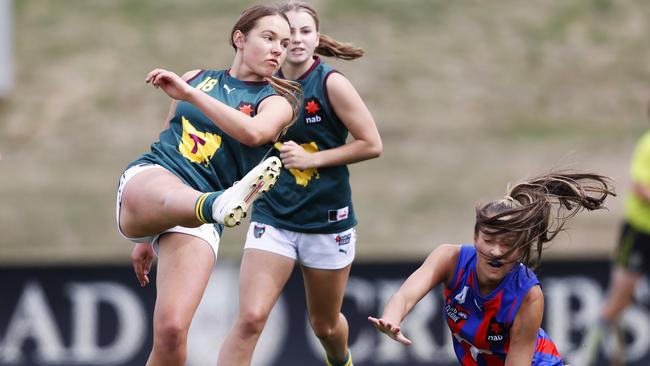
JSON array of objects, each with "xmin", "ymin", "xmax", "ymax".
[
  {"xmin": 475, "ymin": 172, "xmax": 616, "ymax": 268},
  {"xmin": 265, "ymin": 75, "xmax": 303, "ymax": 136},
  {"xmin": 316, "ymin": 34, "xmax": 364, "ymax": 60}
]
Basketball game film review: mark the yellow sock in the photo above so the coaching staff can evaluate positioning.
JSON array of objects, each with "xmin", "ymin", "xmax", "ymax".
[{"xmin": 325, "ymin": 351, "xmax": 352, "ymax": 366}]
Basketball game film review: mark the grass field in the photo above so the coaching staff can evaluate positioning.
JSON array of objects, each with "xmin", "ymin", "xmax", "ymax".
[{"xmin": 1, "ymin": 0, "xmax": 649, "ymax": 264}]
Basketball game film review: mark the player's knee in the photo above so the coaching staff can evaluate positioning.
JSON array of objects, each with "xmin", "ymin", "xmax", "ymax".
[
  {"xmin": 237, "ymin": 309, "xmax": 270, "ymax": 336},
  {"xmin": 153, "ymin": 317, "xmax": 189, "ymax": 351},
  {"xmin": 310, "ymin": 317, "xmax": 338, "ymax": 339}
]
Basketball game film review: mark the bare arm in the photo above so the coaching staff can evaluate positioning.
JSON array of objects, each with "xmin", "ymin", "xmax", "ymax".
[
  {"xmin": 505, "ymin": 285, "xmax": 544, "ymax": 366},
  {"xmin": 279, "ymin": 73, "xmax": 382, "ymax": 170},
  {"xmin": 369, "ymin": 244, "xmax": 460, "ymax": 344},
  {"xmin": 146, "ymin": 68, "xmax": 293, "ymax": 146}
]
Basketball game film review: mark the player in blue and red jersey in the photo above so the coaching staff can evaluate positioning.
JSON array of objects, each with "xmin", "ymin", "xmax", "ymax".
[{"xmin": 370, "ymin": 172, "xmax": 615, "ymax": 366}]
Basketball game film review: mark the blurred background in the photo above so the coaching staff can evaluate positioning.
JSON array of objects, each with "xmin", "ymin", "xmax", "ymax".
[
  {"xmin": 2, "ymin": 0, "xmax": 647, "ymax": 264},
  {"xmin": 1, "ymin": 0, "xmax": 649, "ymax": 365}
]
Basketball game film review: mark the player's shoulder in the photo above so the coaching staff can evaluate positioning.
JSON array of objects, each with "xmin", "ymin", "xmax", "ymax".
[
  {"xmin": 324, "ymin": 71, "xmax": 350, "ymax": 90},
  {"xmin": 436, "ymin": 243, "xmax": 463, "ymax": 257},
  {"xmin": 524, "ymin": 283, "xmax": 543, "ymax": 300},
  {"xmin": 430, "ymin": 244, "xmax": 463, "ymax": 270},
  {"xmin": 181, "ymin": 69, "xmax": 204, "ymax": 82}
]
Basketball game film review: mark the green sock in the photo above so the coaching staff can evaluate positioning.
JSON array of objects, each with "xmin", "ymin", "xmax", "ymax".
[
  {"xmin": 194, "ymin": 192, "xmax": 221, "ymax": 224},
  {"xmin": 326, "ymin": 351, "xmax": 351, "ymax": 366}
]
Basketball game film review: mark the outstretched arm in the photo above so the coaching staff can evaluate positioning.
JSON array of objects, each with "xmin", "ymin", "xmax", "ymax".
[
  {"xmin": 369, "ymin": 244, "xmax": 460, "ymax": 345},
  {"xmin": 146, "ymin": 68, "xmax": 293, "ymax": 146},
  {"xmin": 505, "ymin": 285, "xmax": 544, "ymax": 366}
]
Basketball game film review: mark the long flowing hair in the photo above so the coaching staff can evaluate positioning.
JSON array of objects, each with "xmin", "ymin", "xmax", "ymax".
[{"xmin": 474, "ymin": 172, "xmax": 616, "ymax": 269}]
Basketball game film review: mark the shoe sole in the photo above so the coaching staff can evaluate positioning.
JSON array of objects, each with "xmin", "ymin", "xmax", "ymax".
[{"xmin": 222, "ymin": 157, "xmax": 281, "ymax": 227}]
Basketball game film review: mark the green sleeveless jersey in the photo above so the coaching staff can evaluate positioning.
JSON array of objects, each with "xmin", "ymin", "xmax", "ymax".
[
  {"xmin": 626, "ymin": 130, "xmax": 650, "ymax": 232},
  {"xmin": 252, "ymin": 58, "xmax": 356, "ymax": 233},
  {"xmin": 130, "ymin": 69, "xmax": 275, "ymax": 193}
]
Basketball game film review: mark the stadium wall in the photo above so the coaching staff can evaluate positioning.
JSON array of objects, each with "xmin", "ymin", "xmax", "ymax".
[{"xmin": 0, "ymin": 261, "xmax": 648, "ymax": 366}]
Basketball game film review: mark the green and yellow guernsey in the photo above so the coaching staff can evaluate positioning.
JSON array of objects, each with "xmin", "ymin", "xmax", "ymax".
[
  {"xmin": 626, "ymin": 130, "xmax": 650, "ymax": 233},
  {"xmin": 252, "ymin": 57, "xmax": 356, "ymax": 233},
  {"xmin": 130, "ymin": 69, "xmax": 276, "ymax": 193}
]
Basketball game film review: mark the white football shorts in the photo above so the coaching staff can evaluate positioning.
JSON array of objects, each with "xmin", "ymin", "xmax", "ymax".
[
  {"xmin": 116, "ymin": 163, "xmax": 220, "ymax": 259},
  {"xmin": 244, "ymin": 221, "xmax": 355, "ymax": 270}
]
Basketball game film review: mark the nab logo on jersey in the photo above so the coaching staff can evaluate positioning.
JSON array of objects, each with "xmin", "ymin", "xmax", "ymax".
[
  {"xmin": 486, "ymin": 316, "xmax": 506, "ymax": 342},
  {"xmin": 304, "ymin": 97, "xmax": 323, "ymax": 124}
]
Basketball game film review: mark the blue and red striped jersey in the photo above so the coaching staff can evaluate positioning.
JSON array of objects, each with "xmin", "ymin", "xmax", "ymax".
[{"xmin": 442, "ymin": 245, "xmax": 564, "ymax": 366}]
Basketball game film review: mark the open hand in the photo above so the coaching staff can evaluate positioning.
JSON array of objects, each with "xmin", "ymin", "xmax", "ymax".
[
  {"xmin": 145, "ymin": 68, "xmax": 194, "ymax": 101},
  {"xmin": 368, "ymin": 316, "xmax": 412, "ymax": 345}
]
